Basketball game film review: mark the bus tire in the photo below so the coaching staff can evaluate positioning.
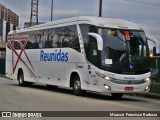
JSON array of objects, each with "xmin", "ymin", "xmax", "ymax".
[
  {"xmin": 18, "ymin": 71, "xmax": 27, "ymax": 87},
  {"xmin": 72, "ymin": 75, "xmax": 84, "ymax": 96},
  {"xmin": 111, "ymin": 93, "xmax": 124, "ymax": 99}
]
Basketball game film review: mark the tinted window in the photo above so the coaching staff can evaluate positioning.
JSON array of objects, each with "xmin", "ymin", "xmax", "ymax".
[
  {"xmin": 14, "ymin": 41, "xmax": 21, "ymax": 50},
  {"xmin": 23, "ymin": 25, "xmax": 80, "ymax": 52},
  {"xmin": 55, "ymin": 26, "xmax": 80, "ymax": 52},
  {"xmin": 8, "ymin": 26, "xmax": 80, "ymax": 52},
  {"xmin": 88, "ymin": 36, "xmax": 98, "ymax": 66},
  {"xmin": 80, "ymin": 24, "xmax": 98, "ymax": 62}
]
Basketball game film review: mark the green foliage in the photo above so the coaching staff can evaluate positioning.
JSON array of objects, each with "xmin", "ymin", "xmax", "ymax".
[{"xmin": 150, "ymin": 83, "xmax": 160, "ymax": 93}]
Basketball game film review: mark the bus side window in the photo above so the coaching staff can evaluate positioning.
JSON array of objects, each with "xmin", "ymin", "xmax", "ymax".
[
  {"xmin": 68, "ymin": 26, "xmax": 80, "ymax": 52},
  {"xmin": 88, "ymin": 36, "xmax": 98, "ymax": 66},
  {"xmin": 80, "ymin": 24, "xmax": 98, "ymax": 62},
  {"xmin": 56, "ymin": 26, "xmax": 81, "ymax": 52},
  {"xmin": 52, "ymin": 35, "xmax": 58, "ymax": 48},
  {"xmin": 14, "ymin": 41, "xmax": 21, "ymax": 50},
  {"xmin": 90, "ymin": 25, "xmax": 98, "ymax": 33}
]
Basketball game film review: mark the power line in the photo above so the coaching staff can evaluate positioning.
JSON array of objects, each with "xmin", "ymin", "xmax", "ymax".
[{"xmin": 123, "ymin": 0, "xmax": 160, "ymax": 7}]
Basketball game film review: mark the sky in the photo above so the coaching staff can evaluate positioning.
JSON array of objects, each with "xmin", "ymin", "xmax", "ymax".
[{"xmin": 0, "ymin": 0, "xmax": 160, "ymax": 40}]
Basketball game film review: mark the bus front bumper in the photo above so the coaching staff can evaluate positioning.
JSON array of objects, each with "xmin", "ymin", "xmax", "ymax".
[{"xmin": 101, "ymin": 80, "xmax": 151, "ymax": 94}]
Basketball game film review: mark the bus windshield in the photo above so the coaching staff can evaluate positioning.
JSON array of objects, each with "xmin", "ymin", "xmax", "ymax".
[{"xmin": 99, "ymin": 28, "xmax": 150, "ymax": 74}]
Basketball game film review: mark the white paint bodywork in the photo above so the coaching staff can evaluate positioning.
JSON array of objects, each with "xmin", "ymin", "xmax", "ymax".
[{"xmin": 6, "ymin": 16, "xmax": 150, "ymax": 94}]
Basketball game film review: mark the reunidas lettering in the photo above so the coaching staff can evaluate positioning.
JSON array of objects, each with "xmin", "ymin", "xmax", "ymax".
[{"xmin": 40, "ymin": 49, "xmax": 68, "ymax": 62}]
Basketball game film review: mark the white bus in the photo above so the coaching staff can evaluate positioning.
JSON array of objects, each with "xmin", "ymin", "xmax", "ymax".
[{"xmin": 6, "ymin": 16, "xmax": 151, "ymax": 98}]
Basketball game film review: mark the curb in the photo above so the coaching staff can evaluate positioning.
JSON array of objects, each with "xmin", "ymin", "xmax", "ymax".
[
  {"xmin": 0, "ymin": 74, "xmax": 7, "ymax": 78},
  {"xmin": 0, "ymin": 74, "xmax": 5, "ymax": 77},
  {"xmin": 0, "ymin": 75, "xmax": 13, "ymax": 80},
  {"xmin": 134, "ymin": 93, "xmax": 160, "ymax": 99}
]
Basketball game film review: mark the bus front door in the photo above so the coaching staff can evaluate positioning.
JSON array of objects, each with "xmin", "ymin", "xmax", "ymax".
[
  {"xmin": 87, "ymin": 35, "xmax": 100, "ymax": 91},
  {"xmin": 88, "ymin": 64, "xmax": 99, "ymax": 91}
]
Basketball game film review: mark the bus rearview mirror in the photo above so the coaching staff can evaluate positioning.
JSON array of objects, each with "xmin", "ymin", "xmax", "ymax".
[{"xmin": 88, "ymin": 33, "xmax": 103, "ymax": 51}]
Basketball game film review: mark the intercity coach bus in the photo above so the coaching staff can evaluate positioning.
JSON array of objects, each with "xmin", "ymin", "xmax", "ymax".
[{"xmin": 6, "ymin": 16, "xmax": 151, "ymax": 98}]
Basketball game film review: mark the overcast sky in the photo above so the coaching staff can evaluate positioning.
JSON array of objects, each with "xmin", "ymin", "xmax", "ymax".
[{"xmin": 0, "ymin": 0, "xmax": 160, "ymax": 40}]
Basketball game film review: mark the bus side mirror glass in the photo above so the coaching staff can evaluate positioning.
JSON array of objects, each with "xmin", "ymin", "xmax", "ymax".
[{"xmin": 88, "ymin": 33, "xmax": 103, "ymax": 51}]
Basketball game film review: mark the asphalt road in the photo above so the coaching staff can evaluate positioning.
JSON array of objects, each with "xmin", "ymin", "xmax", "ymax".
[{"xmin": 0, "ymin": 76, "xmax": 159, "ymax": 120}]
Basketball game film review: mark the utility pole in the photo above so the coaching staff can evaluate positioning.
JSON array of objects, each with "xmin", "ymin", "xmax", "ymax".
[
  {"xmin": 99, "ymin": 0, "xmax": 102, "ymax": 17},
  {"xmin": 51, "ymin": 0, "xmax": 53, "ymax": 21},
  {"xmin": 30, "ymin": 0, "xmax": 39, "ymax": 27}
]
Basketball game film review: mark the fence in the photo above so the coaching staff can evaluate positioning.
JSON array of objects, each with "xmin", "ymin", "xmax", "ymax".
[{"xmin": 150, "ymin": 58, "xmax": 160, "ymax": 93}]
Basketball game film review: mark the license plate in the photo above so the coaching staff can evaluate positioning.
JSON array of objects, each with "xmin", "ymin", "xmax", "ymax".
[{"xmin": 125, "ymin": 87, "xmax": 134, "ymax": 91}]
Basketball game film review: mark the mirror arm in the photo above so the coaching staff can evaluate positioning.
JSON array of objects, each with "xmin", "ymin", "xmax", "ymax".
[{"xmin": 88, "ymin": 33, "xmax": 103, "ymax": 51}]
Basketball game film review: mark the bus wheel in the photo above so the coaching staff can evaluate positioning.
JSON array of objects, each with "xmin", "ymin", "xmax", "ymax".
[
  {"xmin": 73, "ymin": 75, "xmax": 83, "ymax": 96},
  {"xmin": 111, "ymin": 93, "xmax": 124, "ymax": 99},
  {"xmin": 18, "ymin": 72, "xmax": 27, "ymax": 87}
]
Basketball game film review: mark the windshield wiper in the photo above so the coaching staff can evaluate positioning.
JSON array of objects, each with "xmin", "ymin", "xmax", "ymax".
[
  {"xmin": 116, "ymin": 33, "xmax": 143, "ymax": 71},
  {"xmin": 114, "ymin": 35, "xmax": 129, "ymax": 62}
]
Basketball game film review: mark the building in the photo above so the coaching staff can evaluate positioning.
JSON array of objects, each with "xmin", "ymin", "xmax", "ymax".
[
  {"xmin": 0, "ymin": 4, "xmax": 19, "ymax": 43},
  {"xmin": 0, "ymin": 4, "xmax": 19, "ymax": 75},
  {"xmin": 0, "ymin": 4, "xmax": 19, "ymax": 26}
]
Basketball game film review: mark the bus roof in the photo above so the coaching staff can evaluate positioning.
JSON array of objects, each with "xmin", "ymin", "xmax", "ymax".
[{"xmin": 9, "ymin": 16, "xmax": 143, "ymax": 34}]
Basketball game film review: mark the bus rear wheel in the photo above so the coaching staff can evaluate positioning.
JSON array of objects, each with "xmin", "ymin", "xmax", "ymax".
[
  {"xmin": 73, "ymin": 75, "xmax": 84, "ymax": 96},
  {"xmin": 111, "ymin": 93, "xmax": 124, "ymax": 99},
  {"xmin": 18, "ymin": 71, "xmax": 26, "ymax": 87},
  {"xmin": 18, "ymin": 71, "xmax": 33, "ymax": 87}
]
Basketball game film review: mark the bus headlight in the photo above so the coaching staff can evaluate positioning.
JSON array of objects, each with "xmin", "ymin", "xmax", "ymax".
[
  {"xmin": 104, "ymin": 84, "xmax": 111, "ymax": 90},
  {"xmin": 104, "ymin": 76, "xmax": 111, "ymax": 80},
  {"xmin": 145, "ymin": 77, "xmax": 150, "ymax": 82},
  {"xmin": 95, "ymin": 71, "xmax": 114, "ymax": 81},
  {"xmin": 145, "ymin": 85, "xmax": 150, "ymax": 91}
]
